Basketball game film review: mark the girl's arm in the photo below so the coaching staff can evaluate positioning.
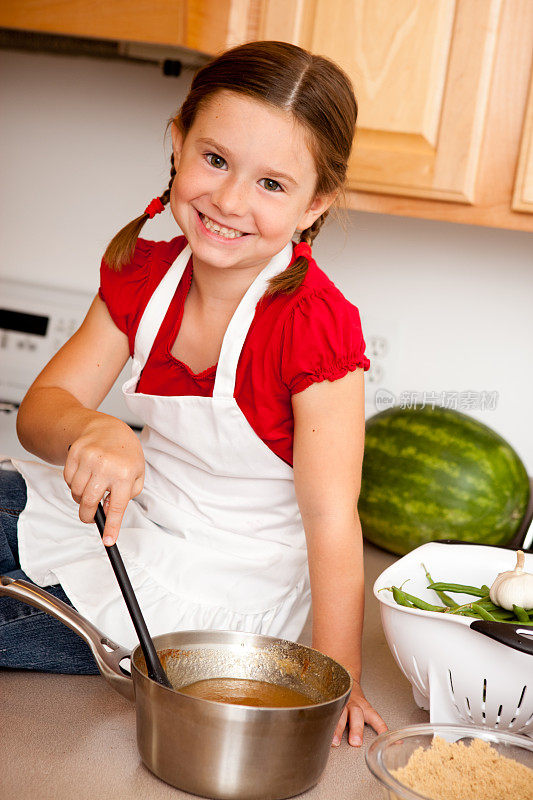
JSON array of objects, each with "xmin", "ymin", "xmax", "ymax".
[
  {"xmin": 292, "ymin": 368, "xmax": 387, "ymax": 747},
  {"xmin": 16, "ymin": 295, "xmax": 144, "ymax": 542}
]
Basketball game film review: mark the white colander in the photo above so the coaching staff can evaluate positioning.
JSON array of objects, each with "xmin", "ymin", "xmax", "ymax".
[{"xmin": 373, "ymin": 541, "xmax": 533, "ymax": 737}]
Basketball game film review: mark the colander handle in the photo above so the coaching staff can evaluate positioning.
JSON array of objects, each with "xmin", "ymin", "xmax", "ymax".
[{"xmin": 470, "ymin": 620, "xmax": 533, "ymax": 655}]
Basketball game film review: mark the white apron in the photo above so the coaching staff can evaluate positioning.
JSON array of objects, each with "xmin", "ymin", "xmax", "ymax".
[{"xmin": 11, "ymin": 241, "xmax": 311, "ymax": 649}]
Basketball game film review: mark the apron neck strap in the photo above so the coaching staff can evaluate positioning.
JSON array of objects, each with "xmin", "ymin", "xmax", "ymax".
[
  {"xmin": 133, "ymin": 244, "xmax": 192, "ymax": 371},
  {"xmin": 213, "ymin": 241, "xmax": 292, "ymax": 398}
]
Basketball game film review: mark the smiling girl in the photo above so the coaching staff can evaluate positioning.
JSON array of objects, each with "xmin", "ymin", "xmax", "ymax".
[{"xmin": 2, "ymin": 40, "xmax": 386, "ymax": 748}]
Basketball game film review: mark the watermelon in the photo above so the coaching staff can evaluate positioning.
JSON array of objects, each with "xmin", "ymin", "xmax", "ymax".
[{"xmin": 358, "ymin": 406, "xmax": 530, "ymax": 555}]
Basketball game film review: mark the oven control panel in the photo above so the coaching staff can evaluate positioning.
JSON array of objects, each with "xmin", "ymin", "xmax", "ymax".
[{"xmin": 0, "ymin": 277, "xmax": 140, "ymax": 426}]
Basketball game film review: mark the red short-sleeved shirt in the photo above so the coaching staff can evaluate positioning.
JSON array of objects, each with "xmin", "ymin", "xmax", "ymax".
[{"xmin": 99, "ymin": 236, "xmax": 370, "ymax": 466}]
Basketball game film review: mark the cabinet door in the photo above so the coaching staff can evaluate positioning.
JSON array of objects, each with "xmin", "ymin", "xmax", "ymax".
[
  {"xmin": 0, "ymin": 0, "xmax": 252, "ymax": 52},
  {"xmin": 512, "ymin": 69, "xmax": 533, "ymax": 214},
  {"xmin": 298, "ymin": 0, "xmax": 502, "ymax": 205},
  {"xmin": 0, "ymin": 1, "xmax": 187, "ymax": 45}
]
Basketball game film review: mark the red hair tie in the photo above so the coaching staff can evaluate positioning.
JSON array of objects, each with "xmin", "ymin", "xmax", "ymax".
[
  {"xmin": 294, "ymin": 241, "xmax": 312, "ymax": 261},
  {"xmin": 144, "ymin": 197, "xmax": 165, "ymax": 219}
]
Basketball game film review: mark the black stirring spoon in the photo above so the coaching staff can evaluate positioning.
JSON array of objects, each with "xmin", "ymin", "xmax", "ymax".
[{"xmin": 94, "ymin": 502, "xmax": 173, "ymax": 689}]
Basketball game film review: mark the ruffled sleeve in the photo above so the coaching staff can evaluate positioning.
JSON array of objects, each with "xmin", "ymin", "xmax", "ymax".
[
  {"xmin": 280, "ymin": 288, "xmax": 370, "ymax": 395},
  {"xmin": 99, "ymin": 238, "xmax": 155, "ymax": 355}
]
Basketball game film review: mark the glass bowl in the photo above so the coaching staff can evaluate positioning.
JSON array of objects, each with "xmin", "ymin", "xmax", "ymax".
[{"xmin": 365, "ymin": 723, "xmax": 533, "ymax": 800}]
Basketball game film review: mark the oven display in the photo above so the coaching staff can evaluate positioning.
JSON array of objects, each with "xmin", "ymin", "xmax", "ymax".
[{"xmin": 0, "ymin": 308, "xmax": 49, "ymax": 337}]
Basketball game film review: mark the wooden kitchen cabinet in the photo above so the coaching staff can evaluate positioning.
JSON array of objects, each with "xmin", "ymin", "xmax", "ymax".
[
  {"xmin": 3, "ymin": 0, "xmax": 532, "ymax": 231},
  {"xmin": 0, "ymin": 1, "xmax": 186, "ymax": 47},
  {"xmin": 0, "ymin": 0, "xmax": 259, "ymax": 53},
  {"xmin": 512, "ymin": 69, "xmax": 533, "ymax": 214},
  {"xmin": 298, "ymin": 0, "xmax": 496, "ymax": 207},
  {"xmin": 257, "ymin": 0, "xmax": 533, "ymax": 231}
]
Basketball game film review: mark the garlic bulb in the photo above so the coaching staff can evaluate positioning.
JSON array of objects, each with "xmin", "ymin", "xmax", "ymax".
[{"xmin": 489, "ymin": 550, "xmax": 533, "ymax": 611}]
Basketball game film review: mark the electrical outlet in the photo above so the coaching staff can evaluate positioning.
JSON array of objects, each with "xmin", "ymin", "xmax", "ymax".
[
  {"xmin": 366, "ymin": 361, "xmax": 383, "ymax": 384},
  {"xmin": 365, "ymin": 334, "xmax": 389, "ymax": 389},
  {"xmin": 361, "ymin": 315, "xmax": 399, "ymax": 414},
  {"xmin": 367, "ymin": 335, "xmax": 388, "ymax": 359}
]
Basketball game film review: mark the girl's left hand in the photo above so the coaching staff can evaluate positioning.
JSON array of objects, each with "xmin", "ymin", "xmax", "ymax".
[{"xmin": 332, "ymin": 681, "xmax": 388, "ymax": 748}]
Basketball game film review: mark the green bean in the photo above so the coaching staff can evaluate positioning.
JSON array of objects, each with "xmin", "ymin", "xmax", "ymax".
[
  {"xmin": 390, "ymin": 587, "xmax": 533, "ymax": 625},
  {"xmin": 489, "ymin": 610, "xmax": 515, "ymax": 620},
  {"xmin": 422, "ymin": 564, "xmax": 458, "ymax": 608},
  {"xmin": 450, "ymin": 597, "xmax": 487, "ymax": 615},
  {"xmin": 455, "ymin": 603, "xmax": 532, "ymax": 624},
  {"xmin": 454, "ymin": 608, "xmax": 486, "ymax": 619},
  {"xmin": 513, "ymin": 604, "xmax": 530, "ymax": 623},
  {"xmin": 475, "ymin": 599, "xmax": 498, "ymax": 609},
  {"xmin": 399, "ymin": 590, "xmax": 447, "ymax": 613},
  {"xmin": 476, "ymin": 600, "xmax": 514, "ymax": 617},
  {"xmin": 458, "ymin": 608, "xmax": 531, "ymax": 624},
  {"xmin": 390, "ymin": 586, "xmax": 446, "ymax": 612},
  {"xmin": 437, "ymin": 594, "xmax": 459, "ymax": 609},
  {"xmin": 428, "ymin": 582, "xmax": 487, "ymax": 597},
  {"xmin": 388, "ymin": 581, "xmax": 533, "ymax": 625},
  {"xmin": 480, "ymin": 585, "xmax": 491, "ymax": 596},
  {"xmin": 391, "ymin": 587, "xmax": 415, "ymax": 608},
  {"xmin": 471, "ymin": 603, "xmax": 497, "ymax": 621}
]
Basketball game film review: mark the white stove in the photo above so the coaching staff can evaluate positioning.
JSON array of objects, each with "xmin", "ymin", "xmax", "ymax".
[{"xmin": 0, "ymin": 277, "xmax": 141, "ymax": 462}]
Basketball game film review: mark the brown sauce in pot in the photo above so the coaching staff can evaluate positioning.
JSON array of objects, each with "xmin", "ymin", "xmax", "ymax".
[{"xmin": 177, "ymin": 678, "xmax": 315, "ymax": 707}]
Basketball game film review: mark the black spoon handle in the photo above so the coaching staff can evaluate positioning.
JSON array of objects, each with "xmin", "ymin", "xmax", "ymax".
[{"xmin": 94, "ymin": 503, "xmax": 172, "ymax": 689}]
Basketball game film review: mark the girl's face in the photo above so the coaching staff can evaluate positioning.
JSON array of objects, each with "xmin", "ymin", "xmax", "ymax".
[{"xmin": 170, "ymin": 91, "xmax": 334, "ymax": 275}]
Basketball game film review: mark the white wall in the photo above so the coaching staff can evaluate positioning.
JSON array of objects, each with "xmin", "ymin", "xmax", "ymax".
[{"xmin": 2, "ymin": 49, "xmax": 532, "ymax": 470}]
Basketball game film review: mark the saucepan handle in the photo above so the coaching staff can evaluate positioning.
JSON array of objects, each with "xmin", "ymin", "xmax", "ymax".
[
  {"xmin": 470, "ymin": 620, "xmax": 533, "ymax": 656},
  {"xmin": 0, "ymin": 575, "xmax": 134, "ymax": 700}
]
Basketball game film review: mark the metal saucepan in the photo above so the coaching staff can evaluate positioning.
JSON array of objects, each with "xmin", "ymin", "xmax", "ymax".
[{"xmin": 0, "ymin": 576, "xmax": 352, "ymax": 800}]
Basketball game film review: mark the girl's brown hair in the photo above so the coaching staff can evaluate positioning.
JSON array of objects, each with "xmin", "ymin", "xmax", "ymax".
[{"xmin": 103, "ymin": 40, "xmax": 357, "ymax": 295}]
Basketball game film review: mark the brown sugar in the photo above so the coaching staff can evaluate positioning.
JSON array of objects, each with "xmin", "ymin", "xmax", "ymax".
[{"xmin": 390, "ymin": 735, "xmax": 533, "ymax": 800}]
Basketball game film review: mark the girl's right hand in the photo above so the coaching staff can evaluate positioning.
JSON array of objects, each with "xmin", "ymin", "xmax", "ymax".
[{"xmin": 63, "ymin": 414, "xmax": 145, "ymax": 545}]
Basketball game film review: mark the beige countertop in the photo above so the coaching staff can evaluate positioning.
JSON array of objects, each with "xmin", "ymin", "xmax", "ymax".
[{"xmin": 0, "ymin": 542, "xmax": 428, "ymax": 799}]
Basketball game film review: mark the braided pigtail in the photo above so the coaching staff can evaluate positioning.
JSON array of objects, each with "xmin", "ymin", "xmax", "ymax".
[
  {"xmin": 102, "ymin": 153, "xmax": 176, "ymax": 271},
  {"xmin": 265, "ymin": 210, "xmax": 330, "ymax": 296}
]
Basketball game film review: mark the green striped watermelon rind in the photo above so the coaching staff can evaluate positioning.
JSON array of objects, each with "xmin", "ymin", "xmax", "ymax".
[{"xmin": 358, "ymin": 406, "xmax": 530, "ymax": 556}]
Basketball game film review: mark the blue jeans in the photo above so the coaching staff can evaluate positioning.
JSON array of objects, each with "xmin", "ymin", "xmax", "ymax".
[{"xmin": 0, "ymin": 468, "xmax": 98, "ymax": 674}]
